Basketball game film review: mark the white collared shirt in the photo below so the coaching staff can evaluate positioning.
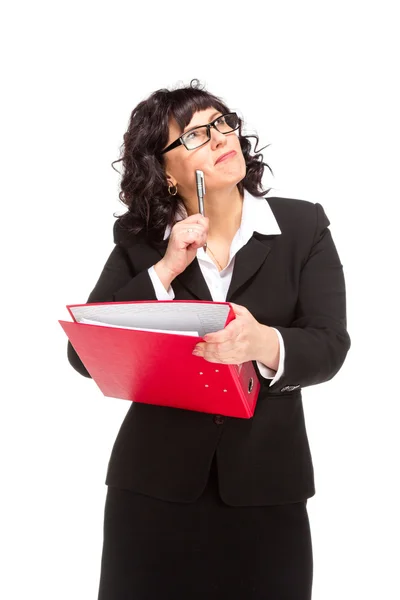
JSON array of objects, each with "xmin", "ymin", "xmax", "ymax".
[{"xmin": 147, "ymin": 188, "xmax": 285, "ymax": 385}]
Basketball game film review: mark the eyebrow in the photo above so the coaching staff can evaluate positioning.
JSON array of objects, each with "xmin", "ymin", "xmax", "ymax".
[{"xmin": 182, "ymin": 111, "xmax": 222, "ymax": 134}]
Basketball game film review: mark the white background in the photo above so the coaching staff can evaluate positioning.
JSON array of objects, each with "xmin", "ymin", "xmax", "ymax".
[{"xmin": 1, "ymin": 1, "xmax": 399, "ymax": 598}]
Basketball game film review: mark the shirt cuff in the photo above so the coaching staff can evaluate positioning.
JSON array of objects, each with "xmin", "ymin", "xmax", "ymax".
[
  {"xmin": 256, "ymin": 328, "xmax": 285, "ymax": 386},
  {"xmin": 148, "ymin": 266, "xmax": 175, "ymax": 300}
]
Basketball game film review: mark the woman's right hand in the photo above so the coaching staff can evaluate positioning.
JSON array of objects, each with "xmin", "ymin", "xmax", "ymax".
[{"xmin": 159, "ymin": 213, "xmax": 209, "ymax": 278}]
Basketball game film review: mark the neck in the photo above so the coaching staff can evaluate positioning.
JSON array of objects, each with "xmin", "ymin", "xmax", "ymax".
[{"xmin": 185, "ymin": 185, "xmax": 244, "ymax": 241}]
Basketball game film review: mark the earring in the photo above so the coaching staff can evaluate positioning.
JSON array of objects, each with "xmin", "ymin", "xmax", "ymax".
[{"xmin": 168, "ymin": 184, "xmax": 178, "ymax": 196}]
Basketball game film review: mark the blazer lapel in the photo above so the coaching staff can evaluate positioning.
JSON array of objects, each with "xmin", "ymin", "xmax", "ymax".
[
  {"xmin": 175, "ymin": 258, "xmax": 214, "ymax": 301},
  {"xmin": 226, "ymin": 233, "xmax": 276, "ymax": 301}
]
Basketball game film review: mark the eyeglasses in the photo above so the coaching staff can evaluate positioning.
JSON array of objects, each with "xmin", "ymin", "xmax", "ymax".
[{"xmin": 160, "ymin": 112, "xmax": 240, "ymax": 155}]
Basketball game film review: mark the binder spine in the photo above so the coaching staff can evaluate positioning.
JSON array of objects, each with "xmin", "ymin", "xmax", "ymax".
[{"xmin": 228, "ymin": 363, "xmax": 256, "ymax": 418}]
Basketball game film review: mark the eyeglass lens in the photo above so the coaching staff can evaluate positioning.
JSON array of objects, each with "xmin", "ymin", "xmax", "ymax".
[{"xmin": 182, "ymin": 114, "xmax": 239, "ymax": 150}]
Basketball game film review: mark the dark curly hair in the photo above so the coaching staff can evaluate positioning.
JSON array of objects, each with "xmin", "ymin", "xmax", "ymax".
[{"xmin": 112, "ymin": 79, "xmax": 274, "ymax": 247}]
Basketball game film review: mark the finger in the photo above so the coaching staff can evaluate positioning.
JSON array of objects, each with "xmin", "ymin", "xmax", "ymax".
[
  {"xmin": 184, "ymin": 232, "xmax": 208, "ymax": 250},
  {"xmin": 196, "ymin": 340, "xmax": 233, "ymax": 353},
  {"xmin": 182, "ymin": 214, "xmax": 209, "ymax": 226},
  {"xmin": 176, "ymin": 224, "xmax": 207, "ymax": 239},
  {"xmin": 228, "ymin": 302, "xmax": 248, "ymax": 315},
  {"xmin": 176, "ymin": 227, "xmax": 207, "ymax": 247},
  {"xmin": 202, "ymin": 352, "xmax": 240, "ymax": 365},
  {"xmin": 203, "ymin": 332, "xmax": 230, "ymax": 343},
  {"xmin": 193, "ymin": 343, "xmax": 241, "ymax": 364},
  {"xmin": 203, "ymin": 322, "xmax": 238, "ymax": 343},
  {"xmin": 177, "ymin": 224, "xmax": 205, "ymax": 235},
  {"xmin": 206, "ymin": 343, "xmax": 236, "ymax": 359}
]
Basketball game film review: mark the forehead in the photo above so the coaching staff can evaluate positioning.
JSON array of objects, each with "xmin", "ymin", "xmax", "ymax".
[
  {"xmin": 169, "ymin": 107, "xmax": 223, "ymax": 135},
  {"xmin": 187, "ymin": 107, "xmax": 222, "ymax": 124}
]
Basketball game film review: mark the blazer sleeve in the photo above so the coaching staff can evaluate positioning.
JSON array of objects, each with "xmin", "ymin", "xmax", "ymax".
[
  {"xmin": 67, "ymin": 224, "xmax": 158, "ymax": 378},
  {"xmin": 268, "ymin": 202, "xmax": 351, "ymax": 392}
]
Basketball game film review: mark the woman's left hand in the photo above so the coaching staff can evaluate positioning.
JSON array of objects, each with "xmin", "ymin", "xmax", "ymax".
[{"xmin": 192, "ymin": 302, "xmax": 275, "ymax": 365}]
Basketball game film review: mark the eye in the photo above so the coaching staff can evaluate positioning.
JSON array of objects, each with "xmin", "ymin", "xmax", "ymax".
[
  {"xmin": 215, "ymin": 116, "xmax": 226, "ymax": 125},
  {"xmin": 185, "ymin": 130, "xmax": 199, "ymax": 140}
]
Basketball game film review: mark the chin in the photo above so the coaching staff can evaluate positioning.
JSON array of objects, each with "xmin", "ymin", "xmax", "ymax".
[{"xmin": 214, "ymin": 174, "xmax": 244, "ymax": 190}]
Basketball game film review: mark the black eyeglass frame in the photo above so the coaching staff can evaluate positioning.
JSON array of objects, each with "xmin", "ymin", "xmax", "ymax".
[{"xmin": 160, "ymin": 112, "xmax": 240, "ymax": 155}]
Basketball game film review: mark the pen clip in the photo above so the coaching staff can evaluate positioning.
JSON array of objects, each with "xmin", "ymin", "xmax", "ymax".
[{"xmin": 195, "ymin": 170, "xmax": 205, "ymax": 196}]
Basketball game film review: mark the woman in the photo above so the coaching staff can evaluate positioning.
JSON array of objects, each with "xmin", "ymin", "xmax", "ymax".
[{"xmin": 67, "ymin": 79, "xmax": 351, "ymax": 599}]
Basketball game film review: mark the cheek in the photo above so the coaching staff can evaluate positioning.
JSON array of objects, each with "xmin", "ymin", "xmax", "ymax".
[
  {"xmin": 183, "ymin": 154, "xmax": 211, "ymax": 178},
  {"xmin": 234, "ymin": 146, "xmax": 247, "ymax": 173},
  {"xmin": 170, "ymin": 157, "xmax": 193, "ymax": 182},
  {"xmin": 182, "ymin": 157, "xmax": 203, "ymax": 182}
]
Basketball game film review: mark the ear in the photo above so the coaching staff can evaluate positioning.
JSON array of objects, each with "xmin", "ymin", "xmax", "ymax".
[{"xmin": 164, "ymin": 171, "xmax": 177, "ymax": 187}]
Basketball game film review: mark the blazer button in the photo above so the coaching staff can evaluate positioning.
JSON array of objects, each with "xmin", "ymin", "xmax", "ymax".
[{"xmin": 213, "ymin": 415, "xmax": 225, "ymax": 425}]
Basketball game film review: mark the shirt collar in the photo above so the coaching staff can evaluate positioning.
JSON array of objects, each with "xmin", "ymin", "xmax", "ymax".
[{"xmin": 163, "ymin": 188, "xmax": 281, "ymax": 240}]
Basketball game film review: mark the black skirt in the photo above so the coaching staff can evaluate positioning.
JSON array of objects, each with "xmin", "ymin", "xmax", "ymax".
[{"xmin": 97, "ymin": 454, "xmax": 313, "ymax": 600}]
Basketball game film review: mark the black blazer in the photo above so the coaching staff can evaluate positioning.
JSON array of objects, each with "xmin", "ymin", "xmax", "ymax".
[{"xmin": 67, "ymin": 196, "xmax": 351, "ymax": 506}]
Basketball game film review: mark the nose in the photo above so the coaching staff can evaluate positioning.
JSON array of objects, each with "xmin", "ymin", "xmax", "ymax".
[{"xmin": 209, "ymin": 127, "xmax": 227, "ymax": 149}]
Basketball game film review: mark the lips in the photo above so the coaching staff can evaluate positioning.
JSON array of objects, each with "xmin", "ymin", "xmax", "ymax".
[{"xmin": 215, "ymin": 150, "xmax": 237, "ymax": 165}]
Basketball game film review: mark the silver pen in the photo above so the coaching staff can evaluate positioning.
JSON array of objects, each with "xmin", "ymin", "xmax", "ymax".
[{"xmin": 195, "ymin": 170, "xmax": 207, "ymax": 252}]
